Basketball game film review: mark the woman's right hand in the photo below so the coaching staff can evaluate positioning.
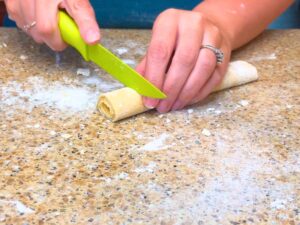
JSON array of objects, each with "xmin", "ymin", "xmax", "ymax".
[{"xmin": 4, "ymin": 0, "xmax": 100, "ymax": 51}]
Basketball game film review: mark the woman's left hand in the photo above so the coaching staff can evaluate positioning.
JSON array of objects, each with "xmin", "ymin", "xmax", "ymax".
[{"xmin": 136, "ymin": 9, "xmax": 232, "ymax": 113}]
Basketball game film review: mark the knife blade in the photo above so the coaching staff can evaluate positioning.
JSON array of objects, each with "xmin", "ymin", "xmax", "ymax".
[{"xmin": 58, "ymin": 11, "xmax": 166, "ymax": 99}]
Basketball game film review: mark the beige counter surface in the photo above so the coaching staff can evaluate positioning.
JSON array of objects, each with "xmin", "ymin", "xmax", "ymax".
[{"xmin": 0, "ymin": 29, "xmax": 299, "ymax": 224}]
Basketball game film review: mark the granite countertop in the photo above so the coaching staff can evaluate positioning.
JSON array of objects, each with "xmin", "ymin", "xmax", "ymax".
[{"xmin": 0, "ymin": 28, "xmax": 299, "ymax": 224}]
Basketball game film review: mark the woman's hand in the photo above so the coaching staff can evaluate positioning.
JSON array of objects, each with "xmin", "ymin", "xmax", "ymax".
[
  {"xmin": 4, "ymin": 0, "xmax": 100, "ymax": 51},
  {"xmin": 136, "ymin": 9, "xmax": 232, "ymax": 113}
]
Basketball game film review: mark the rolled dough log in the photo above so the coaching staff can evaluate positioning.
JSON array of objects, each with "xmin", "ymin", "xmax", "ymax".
[{"xmin": 97, "ymin": 60, "xmax": 258, "ymax": 121}]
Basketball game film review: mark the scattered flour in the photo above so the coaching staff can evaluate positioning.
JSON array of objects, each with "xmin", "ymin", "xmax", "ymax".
[
  {"xmin": 165, "ymin": 119, "xmax": 171, "ymax": 123},
  {"xmin": 28, "ymin": 84, "xmax": 97, "ymax": 112},
  {"xmin": 249, "ymin": 53, "xmax": 277, "ymax": 62},
  {"xmin": 34, "ymin": 143, "xmax": 52, "ymax": 155},
  {"xmin": 11, "ymin": 165, "xmax": 20, "ymax": 172},
  {"xmin": 94, "ymin": 172, "xmax": 129, "ymax": 183},
  {"xmin": 81, "ymin": 75, "xmax": 123, "ymax": 92},
  {"xmin": 0, "ymin": 200, "xmax": 34, "ymax": 214},
  {"xmin": 33, "ymin": 124, "xmax": 40, "ymax": 129},
  {"xmin": 134, "ymin": 162, "xmax": 157, "ymax": 173},
  {"xmin": 0, "ymin": 42, "xmax": 7, "ymax": 48},
  {"xmin": 138, "ymin": 128, "xmax": 299, "ymax": 222},
  {"xmin": 140, "ymin": 133, "xmax": 170, "ymax": 151},
  {"xmin": 61, "ymin": 133, "xmax": 72, "ymax": 139},
  {"xmin": 0, "ymin": 75, "xmax": 123, "ymax": 116},
  {"xmin": 133, "ymin": 132, "xmax": 145, "ymax": 140},
  {"xmin": 124, "ymin": 40, "xmax": 138, "ymax": 48},
  {"xmin": 76, "ymin": 68, "xmax": 91, "ymax": 77},
  {"xmin": 201, "ymin": 129, "xmax": 211, "ymax": 137},
  {"xmin": 14, "ymin": 201, "xmax": 34, "ymax": 214},
  {"xmin": 239, "ymin": 100, "xmax": 249, "ymax": 107},
  {"xmin": 49, "ymin": 131, "xmax": 56, "ymax": 136},
  {"xmin": 215, "ymin": 110, "xmax": 222, "ymax": 115},
  {"xmin": 270, "ymin": 199, "xmax": 288, "ymax": 210},
  {"xmin": 114, "ymin": 172, "xmax": 129, "ymax": 180},
  {"xmin": 187, "ymin": 109, "xmax": 194, "ymax": 114},
  {"xmin": 122, "ymin": 59, "xmax": 136, "ymax": 67},
  {"xmin": 98, "ymin": 177, "xmax": 112, "ymax": 183},
  {"xmin": 86, "ymin": 163, "xmax": 98, "ymax": 171},
  {"xmin": 20, "ymin": 55, "xmax": 28, "ymax": 60},
  {"xmin": 115, "ymin": 47, "xmax": 128, "ymax": 55}
]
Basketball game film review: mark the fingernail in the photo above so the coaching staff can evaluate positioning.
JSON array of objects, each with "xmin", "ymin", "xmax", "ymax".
[
  {"xmin": 172, "ymin": 101, "xmax": 182, "ymax": 111},
  {"xmin": 144, "ymin": 98, "xmax": 159, "ymax": 109},
  {"xmin": 85, "ymin": 29, "xmax": 100, "ymax": 43}
]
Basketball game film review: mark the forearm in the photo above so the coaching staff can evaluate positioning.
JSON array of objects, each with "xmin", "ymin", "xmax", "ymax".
[{"xmin": 194, "ymin": 0, "xmax": 294, "ymax": 49}]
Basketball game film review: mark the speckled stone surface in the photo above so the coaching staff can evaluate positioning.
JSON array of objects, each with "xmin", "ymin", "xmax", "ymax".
[{"xmin": 0, "ymin": 29, "xmax": 299, "ymax": 225}]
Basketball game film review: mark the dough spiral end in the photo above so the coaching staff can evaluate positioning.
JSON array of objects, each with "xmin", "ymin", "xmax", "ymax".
[{"xmin": 98, "ymin": 61, "xmax": 258, "ymax": 122}]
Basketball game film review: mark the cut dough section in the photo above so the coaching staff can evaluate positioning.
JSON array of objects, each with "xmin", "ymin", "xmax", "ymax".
[
  {"xmin": 98, "ymin": 87, "xmax": 147, "ymax": 122},
  {"xmin": 98, "ymin": 60, "xmax": 258, "ymax": 121}
]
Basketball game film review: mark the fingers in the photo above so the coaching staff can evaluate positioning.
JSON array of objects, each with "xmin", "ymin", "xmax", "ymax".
[
  {"xmin": 6, "ymin": 0, "xmax": 67, "ymax": 50},
  {"xmin": 143, "ymin": 9, "xmax": 231, "ymax": 113},
  {"xmin": 171, "ymin": 48, "xmax": 217, "ymax": 111},
  {"xmin": 191, "ymin": 45, "xmax": 231, "ymax": 105},
  {"xmin": 35, "ymin": 0, "xmax": 67, "ymax": 50},
  {"xmin": 20, "ymin": 0, "xmax": 35, "ymax": 25},
  {"xmin": 63, "ymin": 0, "xmax": 100, "ymax": 44},
  {"xmin": 5, "ymin": 0, "xmax": 25, "ymax": 30},
  {"xmin": 135, "ymin": 56, "xmax": 146, "ymax": 76},
  {"xmin": 4, "ymin": 0, "xmax": 21, "ymax": 23},
  {"xmin": 190, "ymin": 70, "xmax": 223, "ymax": 105},
  {"xmin": 143, "ymin": 9, "xmax": 178, "ymax": 109},
  {"xmin": 5, "ymin": 0, "xmax": 99, "ymax": 51},
  {"xmin": 156, "ymin": 12, "xmax": 204, "ymax": 113},
  {"xmin": 171, "ymin": 25, "xmax": 222, "ymax": 111}
]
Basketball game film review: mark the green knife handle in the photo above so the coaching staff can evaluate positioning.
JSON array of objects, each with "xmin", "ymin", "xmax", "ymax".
[{"xmin": 58, "ymin": 11, "xmax": 89, "ymax": 61}]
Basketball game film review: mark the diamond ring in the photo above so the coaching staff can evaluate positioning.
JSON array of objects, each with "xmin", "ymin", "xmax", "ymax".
[
  {"xmin": 23, "ymin": 21, "xmax": 37, "ymax": 33},
  {"xmin": 201, "ymin": 45, "xmax": 224, "ymax": 64}
]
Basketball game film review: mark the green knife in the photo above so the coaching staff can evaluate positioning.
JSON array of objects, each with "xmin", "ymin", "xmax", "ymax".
[{"xmin": 58, "ymin": 11, "xmax": 166, "ymax": 99}]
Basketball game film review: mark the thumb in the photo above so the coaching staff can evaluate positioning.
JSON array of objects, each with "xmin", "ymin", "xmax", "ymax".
[{"xmin": 61, "ymin": 0, "xmax": 101, "ymax": 44}]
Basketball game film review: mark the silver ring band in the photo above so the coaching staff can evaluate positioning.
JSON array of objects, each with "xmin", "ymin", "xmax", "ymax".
[
  {"xmin": 23, "ymin": 21, "xmax": 36, "ymax": 33},
  {"xmin": 201, "ymin": 45, "xmax": 224, "ymax": 64}
]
